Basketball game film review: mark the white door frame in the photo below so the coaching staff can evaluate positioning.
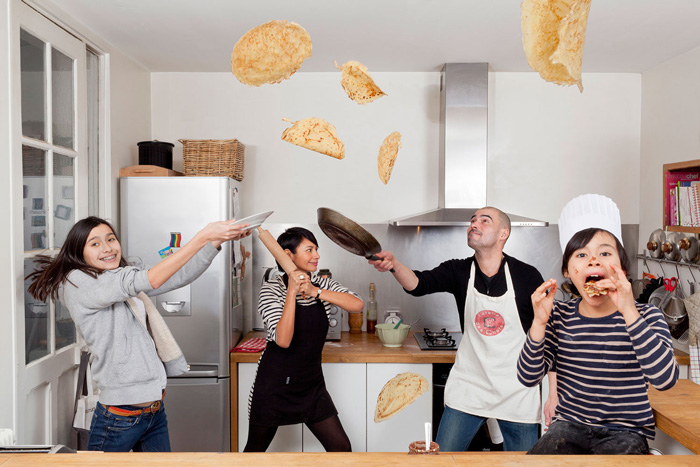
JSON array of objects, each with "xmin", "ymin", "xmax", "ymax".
[{"xmin": 9, "ymin": 0, "xmax": 87, "ymax": 444}]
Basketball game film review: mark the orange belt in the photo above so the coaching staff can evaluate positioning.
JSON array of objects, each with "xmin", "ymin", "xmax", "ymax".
[{"xmin": 105, "ymin": 390, "xmax": 165, "ymax": 417}]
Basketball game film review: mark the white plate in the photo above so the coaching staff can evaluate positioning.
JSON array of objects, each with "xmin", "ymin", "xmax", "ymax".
[{"xmin": 229, "ymin": 210, "xmax": 274, "ymax": 230}]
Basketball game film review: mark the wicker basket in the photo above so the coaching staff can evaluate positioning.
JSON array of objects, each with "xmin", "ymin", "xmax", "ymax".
[{"xmin": 179, "ymin": 139, "xmax": 245, "ymax": 181}]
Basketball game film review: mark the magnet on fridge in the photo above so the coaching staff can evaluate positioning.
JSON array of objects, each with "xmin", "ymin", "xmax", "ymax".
[
  {"xmin": 158, "ymin": 246, "xmax": 174, "ymax": 259},
  {"xmin": 170, "ymin": 233, "xmax": 182, "ymax": 248}
]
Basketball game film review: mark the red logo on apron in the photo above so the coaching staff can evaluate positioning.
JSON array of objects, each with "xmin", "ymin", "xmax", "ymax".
[{"xmin": 474, "ymin": 310, "xmax": 505, "ymax": 336}]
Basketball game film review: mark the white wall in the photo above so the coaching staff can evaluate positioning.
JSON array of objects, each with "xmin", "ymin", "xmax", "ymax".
[
  {"xmin": 151, "ymin": 72, "xmax": 440, "ymax": 224},
  {"xmin": 152, "ymin": 71, "xmax": 641, "ymax": 225},
  {"xmin": 640, "ymin": 44, "xmax": 700, "ymax": 249}
]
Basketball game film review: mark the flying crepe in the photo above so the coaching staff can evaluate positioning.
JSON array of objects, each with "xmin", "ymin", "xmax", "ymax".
[
  {"xmin": 231, "ymin": 20, "xmax": 312, "ymax": 86},
  {"xmin": 521, "ymin": 0, "xmax": 592, "ymax": 92},
  {"xmin": 281, "ymin": 117, "xmax": 345, "ymax": 160},
  {"xmin": 374, "ymin": 372, "xmax": 428, "ymax": 422},
  {"xmin": 334, "ymin": 60, "xmax": 387, "ymax": 104},
  {"xmin": 377, "ymin": 131, "xmax": 402, "ymax": 185}
]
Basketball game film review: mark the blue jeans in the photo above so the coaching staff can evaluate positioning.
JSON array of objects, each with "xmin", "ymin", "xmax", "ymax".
[
  {"xmin": 88, "ymin": 401, "xmax": 171, "ymax": 452},
  {"xmin": 436, "ymin": 405, "xmax": 539, "ymax": 451}
]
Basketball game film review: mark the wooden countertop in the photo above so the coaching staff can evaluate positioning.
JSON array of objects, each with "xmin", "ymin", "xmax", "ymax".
[
  {"xmin": 231, "ymin": 332, "xmax": 692, "ymax": 366},
  {"xmin": 230, "ymin": 331, "xmax": 457, "ymax": 364},
  {"xmin": 648, "ymin": 379, "xmax": 700, "ymax": 454},
  {"xmin": 0, "ymin": 452, "xmax": 698, "ymax": 466}
]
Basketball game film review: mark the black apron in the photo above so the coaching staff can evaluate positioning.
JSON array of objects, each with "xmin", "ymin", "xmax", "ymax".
[{"xmin": 249, "ymin": 286, "xmax": 337, "ymax": 427}]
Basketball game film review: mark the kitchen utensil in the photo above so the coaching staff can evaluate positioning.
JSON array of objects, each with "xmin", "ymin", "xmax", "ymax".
[
  {"xmin": 662, "ymin": 294, "xmax": 687, "ymax": 326},
  {"xmin": 348, "ymin": 311, "xmax": 363, "ymax": 334},
  {"xmin": 230, "ymin": 210, "xmax": 274, "ymax": 230},
  {"xmin": 648, "ymin": 285, "xmax": 668, "ymax": 308},
  {"xmin": 664, "ymin": 277, "xmax": 677, "ymax": 292},
  {"xmin": 375, "ymin": 323, "xmax": 410, "ymax": 347},
  {"xmin": 647, "ymin": 229, "xmax": 665, "ymax": 259},
  {"xmin": 256, "ymin": 226, "xmax": 297, "ymax": 275},
  {"xmin": 317, "ymin": 207, "xmax": 395, "ymax": 272},
  {"xmin": 679, "ymin": 235, "xmax": 700, "ymax": 263},
  {"xmin": 662, "ymin": 232, "xmax": 682, "ymax": 261},
  {"xmin": 393, "ymin": 318, "xmax": 404, "ymax": 329}
]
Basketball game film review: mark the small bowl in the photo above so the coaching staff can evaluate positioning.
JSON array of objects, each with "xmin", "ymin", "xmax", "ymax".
[{"xmin": 375, "ymin": 323, "xmax": 410, "ymax": 347}]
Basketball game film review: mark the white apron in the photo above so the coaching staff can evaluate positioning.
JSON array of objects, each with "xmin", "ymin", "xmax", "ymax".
[{"xmin": 444, "ymin": 262, "xmax": 540, "ymax": 423}]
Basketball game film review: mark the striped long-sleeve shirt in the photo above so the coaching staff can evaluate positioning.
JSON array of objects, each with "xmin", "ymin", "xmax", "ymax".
[{"xmin": 517, "ymin": 299, "xmax": 679, "ymax": 439}]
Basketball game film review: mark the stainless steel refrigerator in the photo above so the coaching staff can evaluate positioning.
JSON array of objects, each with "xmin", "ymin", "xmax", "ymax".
[{"xmin": 120, "ymin": 176, "xmax": 249, "ymax": 452}]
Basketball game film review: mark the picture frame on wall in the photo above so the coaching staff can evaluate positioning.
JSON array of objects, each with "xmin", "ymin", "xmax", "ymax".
[
  {"xmin": 31, "ymin": 215, "xmax": 46, "ymax": 227},
  {"xmin": 32, "ymin": 198, "xmax": 43, "ymax": 210},
  {"xmin": 54, "ymin": 205, "xmax": 71, "ymax": 220},
  {"xmin": 62, "ymin": 186, "xmax": 74, "ymax": 199}
]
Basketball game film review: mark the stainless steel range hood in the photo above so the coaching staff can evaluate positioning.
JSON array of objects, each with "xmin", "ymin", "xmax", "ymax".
[{"xmin": 391, "ymin": 63, "xmax": 548, "ymax": 227}]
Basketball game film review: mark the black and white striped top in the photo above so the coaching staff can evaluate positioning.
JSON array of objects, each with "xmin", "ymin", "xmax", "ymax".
[
  {"xmin": 517, "ymin": 299, "xmax": 679, "ymax": 439},
  {"xmin": 258, "ymin": 273, "xmax": 361, "ymax": 343}
]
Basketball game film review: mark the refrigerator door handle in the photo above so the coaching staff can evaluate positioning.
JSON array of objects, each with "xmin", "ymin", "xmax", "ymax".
[{"xmin": 162, "ymin": 301, "xmax": 186, "ymax": 313}]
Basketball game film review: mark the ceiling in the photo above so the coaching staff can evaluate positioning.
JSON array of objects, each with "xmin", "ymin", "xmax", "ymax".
[{"xmin": 40, "ymin": 0, "xmax": 700, "ymax": 74}]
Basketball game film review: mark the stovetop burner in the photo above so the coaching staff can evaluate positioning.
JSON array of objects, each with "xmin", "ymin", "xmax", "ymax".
[{"xmin": 415, "ymin": 328, "xmax": 462, "ymax": 350}]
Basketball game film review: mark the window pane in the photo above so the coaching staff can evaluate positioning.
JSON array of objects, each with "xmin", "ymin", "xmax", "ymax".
[
  {"xmin": 55, "ymin": 300, "xmax": 75, "ymax": 350},
  {"xmin": 20, "ymin": 29, "xmax": 46, "ymax": 141},
  {"xmin": 52, "ymin": 48, "xmax": 74, "ymax": 149},
  {"xmin": 24, "ymin": 258, "xmax": 49, "ymax": 363},
  {"xmin": 22, "ymin": 146, "xmax": 47, "ymax": 251},
  {"xmin": 87, "ymin": 49, "xmax": 99, "ymax": 216},
  {"xmin": 53, "ymin": 154, "xmax": 74, "ymax": 248}
]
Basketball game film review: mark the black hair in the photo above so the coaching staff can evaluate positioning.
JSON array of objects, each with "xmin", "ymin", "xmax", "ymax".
[
  {"xmin": 27, "ymin": 216, "xmax": 128, "ymax": 302},
  {"xmin": 561, "ymin": 228, "xmax": 630, "ymax": 296},
  {"xmin": 275, "ymin": 227, "xmax": 318, "ymax": 272}
]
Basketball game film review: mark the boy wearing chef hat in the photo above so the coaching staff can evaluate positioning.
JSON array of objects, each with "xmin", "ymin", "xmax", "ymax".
[{"xmin": 517, "ymin": 194, "xmax": 679, "ymax": 455}]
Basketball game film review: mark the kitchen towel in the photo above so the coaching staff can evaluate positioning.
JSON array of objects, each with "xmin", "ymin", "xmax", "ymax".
[{"xmin": 233, "ymin": 337, "xmax": 267, "ymax": 353}]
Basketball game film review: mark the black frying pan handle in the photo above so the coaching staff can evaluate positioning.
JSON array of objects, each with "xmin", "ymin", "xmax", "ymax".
[{"xmin": 368, "ymin": 255, "xmax": 395, "ymax": 273}]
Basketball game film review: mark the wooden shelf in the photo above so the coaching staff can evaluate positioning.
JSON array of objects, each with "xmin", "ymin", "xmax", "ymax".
[{"xmin": 663, "ymin": 159, "xmax": 700, "ymax": 232}]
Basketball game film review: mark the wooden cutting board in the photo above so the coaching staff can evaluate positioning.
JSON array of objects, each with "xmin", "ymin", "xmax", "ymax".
[{"xmin": 119, "ymin": 165, "xmax": 183, "ymax": 177}]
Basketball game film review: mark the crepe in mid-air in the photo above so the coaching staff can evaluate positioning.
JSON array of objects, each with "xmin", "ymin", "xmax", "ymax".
[
  {"xmin": 335, "ymin": 60, "xmax": 386, "ymax": 105},
  {"xmin": 281, "ymin": 117, "xmax": 345, "ymax": 160},
  {"xmin": 231, "ymin": 20, "xmax": 312, "ymax": 86},
  {"xmin": 521, "ymin": 0, "xmax": 592, "ymax": 92},
  {"xmin": 377, "ymin": 131, "xmax": 402, "ymax": 185},
  {"xmin": 374, "ymin": 372, "xmax": 428, "ymax": 422}
]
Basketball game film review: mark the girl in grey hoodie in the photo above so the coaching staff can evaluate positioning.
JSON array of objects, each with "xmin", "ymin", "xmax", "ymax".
[{"xmin": 28, "ymin": 216, "xmax": 250, "ymax": 452}]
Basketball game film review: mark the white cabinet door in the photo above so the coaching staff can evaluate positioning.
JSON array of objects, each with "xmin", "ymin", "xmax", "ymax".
[
  {"xmin": 302, "ymin": 363, "xmax": 366, "ymax": 452},
  {"xmin": 366, "ymin": 363, "xmax": 432, "ymax": 452},
  {"xmin": 237, "ymin": 363, "xmax": 302, "ymax": 452}
]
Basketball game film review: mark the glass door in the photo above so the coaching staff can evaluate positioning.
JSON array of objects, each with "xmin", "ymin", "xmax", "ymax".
[{"xmin": 13, "ymin": 0, "xmax": 88, "ymax": 444}]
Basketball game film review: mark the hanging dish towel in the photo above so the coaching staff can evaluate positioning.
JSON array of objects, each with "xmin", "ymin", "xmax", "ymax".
[{"xmin": 233, "ymin": 337, "xmax": 267, "ymax": 353}]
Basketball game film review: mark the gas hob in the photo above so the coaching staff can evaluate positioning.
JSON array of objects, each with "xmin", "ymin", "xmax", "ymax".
[{"xmin": 414, "ymin": 328, "xmax": 462, "ymax": 351}]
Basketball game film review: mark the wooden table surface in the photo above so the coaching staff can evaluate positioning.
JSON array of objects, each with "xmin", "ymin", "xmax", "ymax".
[
  {"xmin": 0, "ymin": 452, "xmax": 697, "ymax": 466},
  {"xmin": 648, "ymin": 379, "xmax": 700, "ymax": 454}
]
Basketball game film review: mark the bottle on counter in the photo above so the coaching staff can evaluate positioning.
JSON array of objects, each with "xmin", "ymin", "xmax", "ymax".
[{"xmin": 367, "ymin": 282, "xmax": 377, "ymax": 334}]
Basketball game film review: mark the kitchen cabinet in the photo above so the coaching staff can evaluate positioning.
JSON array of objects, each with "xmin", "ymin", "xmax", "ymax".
[
  {"xmin": 237, "ymin": 361, "xmax": 428, "ymax": 452},
  {"xmin": 237, "ymin": 363, "xmax": 302, "ymax": 452},
  {"xmin": 366, "ymin": 363, "xmax": 432, "ymax": 452},
  {"xmin": 302, "ymin": 363, "xmax": 366, "ymax": 452},
  {"xmin": 663, "ymin": 159, "xmax": 700, "ymax": 233}
]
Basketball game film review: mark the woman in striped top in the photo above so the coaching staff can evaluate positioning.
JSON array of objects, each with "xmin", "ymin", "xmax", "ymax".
[
  {"xmin": 517, "ymin": 227, "xmax": 679, "ymax": 454},
  {"xmin": 244, "ymin": 227, "xmax": 364, "ymax": 452}
]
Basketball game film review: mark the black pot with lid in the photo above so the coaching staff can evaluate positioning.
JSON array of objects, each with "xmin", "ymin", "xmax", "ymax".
[{"xmin": 138, "ymin": 140, "xmax": 174, "ymax": 169}]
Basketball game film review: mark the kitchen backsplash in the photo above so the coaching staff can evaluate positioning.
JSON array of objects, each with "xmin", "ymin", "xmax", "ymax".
[{"xmin": 245, "ymin": 224, "xmax": 639, "ymax": 334}]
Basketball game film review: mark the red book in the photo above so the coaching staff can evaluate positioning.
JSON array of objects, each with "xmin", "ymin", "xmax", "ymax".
[{"xmin": 666, "ymin": 171, "xmax": 700, "ymax": 225}]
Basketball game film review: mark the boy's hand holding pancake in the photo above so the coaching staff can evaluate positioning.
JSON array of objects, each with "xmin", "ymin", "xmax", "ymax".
[
  {"xmin": 530, "ymin": 278, "xmax": 558, "ymax": 341},
  {"xmin": 593, "ymin": 264, "xmax": 639, "ymax": 324}
]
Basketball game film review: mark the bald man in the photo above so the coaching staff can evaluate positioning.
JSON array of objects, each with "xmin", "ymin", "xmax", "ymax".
[{"xmin": 370, "ymin": 207, "xmax": 545, "ymax": 452}]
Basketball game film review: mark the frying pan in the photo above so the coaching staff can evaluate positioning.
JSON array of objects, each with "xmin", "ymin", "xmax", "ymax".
[{"xmin": 317, "ymin": 207, "xmax": 395, "ymax": 273}]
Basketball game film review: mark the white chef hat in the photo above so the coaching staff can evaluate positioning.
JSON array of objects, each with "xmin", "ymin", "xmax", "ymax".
[{"xmin": 558, "ymin": 194, "xmax": 623, "ymax": 253}]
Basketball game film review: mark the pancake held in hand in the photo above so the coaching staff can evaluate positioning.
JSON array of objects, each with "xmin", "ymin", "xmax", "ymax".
[
  {"xmin": 374, "ymin": 372, "xmax": 428, "ymax": 422},
  {"xmin": 377, "ymin": 131, "xmax": 402, "ymax": 184},
  {"xmin": 334, "ymin": 60, "xmax": 386, "ymax": 104},
  {"xmin": 521, "ymin": 0, "xmax": 591, "ymax": 92},
  {"xmin": 583, "ymin": 278, "xmax": 608, "ymax": 297},
  {"xmin": 231, "ymin": 20, "xmax": 312, "ymax": 86},
  {"xmin": 281, "ymin": 117, "xmax": 345, "ymax": 159}
]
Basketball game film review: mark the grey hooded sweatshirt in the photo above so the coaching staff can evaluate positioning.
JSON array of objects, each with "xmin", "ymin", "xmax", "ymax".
[{"xmin": 59, "ymin": 243, "xmax": 219, "ymax": 406}]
